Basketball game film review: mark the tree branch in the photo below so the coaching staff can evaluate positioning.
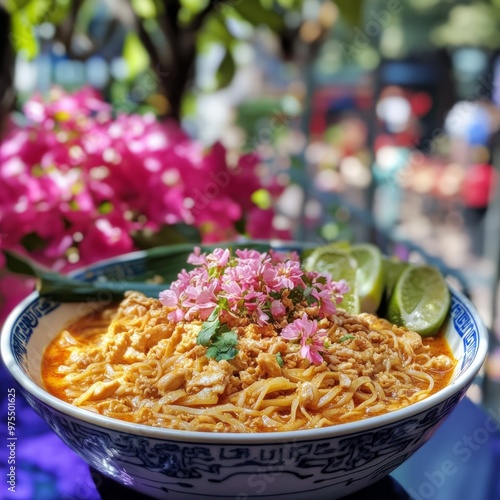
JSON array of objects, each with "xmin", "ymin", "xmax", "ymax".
[
  {"xmin": 156, "ymin": 0, "xmax": 180, "ymax": 69},
  {"xmin": 134, "ymin": 14, "xmax": 163, "ymax": 71},
  {"xmin": 59, "ymin": 0, "xmax": 83, "ymax": 52},
  {"xmin": 0, "ymin": 5, "xmax": 15, "ymax": 137},
  {"xmin": 190, "ymin": 0, "xmax": 219, "ymax": 32}
]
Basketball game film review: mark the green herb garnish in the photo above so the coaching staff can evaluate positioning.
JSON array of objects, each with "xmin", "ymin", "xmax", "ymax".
[
  {"xmin": 276, "ymin": 352, "xmax": 284, "ymax": 367},
  {"xmin": 197, "ymin": 307, "xmax": 238, "ymax": 361},
  {"xmin": 197, "ymin": 308, "xmax": 221, "ymax": 346},
  {"xmin": 339, "ymin": 334, "xmax": 355, "ymax": 343},
  {"xmin": 205, "ymin": 330, "xmax": 239, "ymax": 361}
]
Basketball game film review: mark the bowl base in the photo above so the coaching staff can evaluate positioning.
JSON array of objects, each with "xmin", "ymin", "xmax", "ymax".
[{"xmin": 91, "ymin": 467, "xmax": 410, "ymax": 500}]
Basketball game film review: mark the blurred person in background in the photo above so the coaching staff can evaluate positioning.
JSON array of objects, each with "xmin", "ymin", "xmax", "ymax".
[
  {"xmin": 461, "ymin": 161, "xmax": 496, "ymax": 257},
  {"xmin": 446, "ymin": 98, "xmax": 497, "ymax": 258}
]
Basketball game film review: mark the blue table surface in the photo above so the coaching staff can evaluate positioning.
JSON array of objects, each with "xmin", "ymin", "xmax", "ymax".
[{"xmin": 1, "ymin": 359, "xmax": 500, "ymax": 500}]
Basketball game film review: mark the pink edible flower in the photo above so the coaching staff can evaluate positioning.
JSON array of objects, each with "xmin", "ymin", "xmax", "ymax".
[
  {"xmin": 261, "ymin": 258, "xmax": 304, "ymax": 292},
  {"xmin": 221, "ymin": 281, "xmax": 245, "ymax": 312},
  {"xmin": 235, "ymin": 248, "xmax": 268, "ymax": 261},
  {"xmin": 207, "ymin": 247, "xmax": 231, "ymax": 268},
  {"xmin": 160, "ymin": 247, "xmax": 347, "ymax": 364},
  {"xmin": 187, "ymin": 247, "xmax": 206, "ymax": 266},
  {"xmin": 270, "ymin": 300, "xmax": 286, "ymax": 318},
  {"xmin": 281, "ymin": 313, "xmax": 327, "ymax": 366},
  {"xmin": 159, "ymin": 290, "xmax": 178, "ymax": 308}
]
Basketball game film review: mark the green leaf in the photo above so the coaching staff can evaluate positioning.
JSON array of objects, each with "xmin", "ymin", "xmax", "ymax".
[
  {"xmin": 131, "ymin": 0, "xmax": 157, "ymax": 19},
  {"xmin": 205, "ymin": 345, "xmax": 220, "ymax": 359},
  {"xmin": 123, "ymin": 31, "xmax": 150, "ymax": 81},
  {"xmin": 306, "ymin": 293, "xmax": 317, "ymax": 306},
  {"xmin": 218, "ymin": 297, "xmax": 230, "ymax": 311},
  {"xmin": 181, "ymin": 91, "xmax": 197, "ymax": 117},
  {"xmin": 197, "ymin": 308, "xmax": 221, "ymax": 346},
  {"xmin": 233, "ymin": 0, "xmax": 284, "ymax": 32},
  {"xmin": 180, "ymin": 0, "xmax": 209, "ymax": 14},
  {"xmin": 25, "ymin": 0, "xmax": 71, "ymax": 26},
  {"xmin": 21, "ymin": 232, "xmax": 47, "ymax": 252},
  {"xmin": 3, "ymin": 241, "xmax": 272, "ymax": 302},
  {"xmin": 179, "ymin": 0, "xmax": 210, "ymax": 24},
  {"xmin": 197, "ymin": 15, "xmax": 233, "ymax": 50},
  {"xmin": 335, "ymin": 0, "xmax": 365, "ymax": 27},
  {"xmin": 206, "ymin": 329, "xmax": 239, "ymax": 361},
  {"xmin": 216, "ymin": 329, "xmax": 238, "ymax": 348},
  {"xmin": 276, "ymin": 352, "xmax": 284, "ymax": 367},
  {"xmin": 2, "ymin": 250, "xmax": 166, "ymax": 301},
  {"xmin": 8, "ymin": 0, "xmax": 72, "ymax": 33},
  {"xmin": 6, "ymin": 0, "xmax": 32, "ymax": 13},
  {"xmin": 133, "ymin": 224, "xmax": 201, "ymax": 250},
  {"xmin": 276, "ymin": 0, "xmax": 302, "ymax": 9},
  {"xmin": 339, "ymin": 334, "xmax": 355, "ymax": 343},
  {"xmin": 10, "ymin": 10, "xmax": 38, "ymax": 59},
  {"xmin": 215, "ymin": 49, "xmax": 236, "ymax": 89},
  {"xmin": 212, "ymin": 346, "xmax": 238, "ymax": 361}
]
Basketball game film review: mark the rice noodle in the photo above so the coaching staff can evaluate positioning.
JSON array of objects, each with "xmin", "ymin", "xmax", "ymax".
[{"xmin": 42, "ymin": 291, "xmax": 456, "ymax": 433}]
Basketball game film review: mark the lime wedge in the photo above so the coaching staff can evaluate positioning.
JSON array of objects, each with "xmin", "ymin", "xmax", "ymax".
[
  {"xmin": 350, "ymin": 244, "xmax": 384, "ymax": 314},
  {"xmin": 300, "ymin": 241, "xmax": 351, "ymax": 261},
  {"xmin": 382, "ymin": 257, "xmax": 409, "ymax": 302},
  {"xmin": 387, "ymin": 264, "xmax": 451, "ymax": 337},
  {"xmin": 377, "ymin": 256, "xmax": 409, "ymax": 315},
  {"xmin": 303, "ymin": 248, "xmax": 360, "ymax": 314}
]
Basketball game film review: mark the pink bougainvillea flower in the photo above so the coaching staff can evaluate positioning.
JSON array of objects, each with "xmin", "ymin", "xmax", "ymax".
[
  {"xmin": 77, "ymin": 218, "xmax": 134, "ymax": 264},
  {"xmin": 246, "ymin": 207, "xmax": 292, "ymax": 241},
  {"xmin": 0, "ymin": 86, "xmax": 289, "ymax": 295}
]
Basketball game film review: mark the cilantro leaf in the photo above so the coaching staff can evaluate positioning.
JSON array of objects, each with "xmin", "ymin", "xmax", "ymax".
[
  {"xmin": 216, "ymin": 329, "xmax": 239, "ymax": 347},
  {"xmin": 205, "ymin": 346, "xmax": 220, "ymax": 358},
  {"xmin": 275, "ymin": 352, "xmax": 284, "ymax": 367},
  {"xmin": 198, "ymin": 309, "xmax": 239, "ymax": 362},
  {"xmin": 339, "ymin": 334, "xmax": 355, "ymax": 343},
  {"xmin": 205, "ymin": 330, "xmax": 239, "ymax": 361},
  {"xmin": 210, "ymin": 346, "xmax": 239, "ymax": 362},
  {"xmin": 197, "ymin": 308, "xmax": 220, "ymax": 346}
]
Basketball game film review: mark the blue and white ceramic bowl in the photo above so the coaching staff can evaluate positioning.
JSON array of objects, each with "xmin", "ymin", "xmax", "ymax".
[{"xmin": 1, "ymin": 244, "xmax": 489, "ymax": 499}]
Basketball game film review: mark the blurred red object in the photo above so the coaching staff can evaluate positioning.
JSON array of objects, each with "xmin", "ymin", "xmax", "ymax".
[
  {"xmin": 410, "ymin": 92, "xmax": 433, "ymax": 117},
  {"xmin": 461, "ymin": 163, "xmax": 496, "ymax": 208}
]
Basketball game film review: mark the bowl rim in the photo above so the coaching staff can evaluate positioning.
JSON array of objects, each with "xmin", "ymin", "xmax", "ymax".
[{"xmin": 0, "ymin": 247, "xmax": 490, "ymax": 444}]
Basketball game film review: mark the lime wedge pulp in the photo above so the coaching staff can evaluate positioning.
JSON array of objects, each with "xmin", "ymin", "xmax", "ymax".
[
  {"xmin": 378, "ymin": 256, "xmax": 409, "ymax": 315},
  {"xmin": 387, "ymin": 264, "xmax": 451, "ymax": 337},
  {"xmin": 350, "ymin": 243, "xmax": 384, "ymax": 314},
  {"xmin": 303, "ymin": 247, "xmax": 360, "ymax": 314},
  {"xmin": 382, "ymin": 256, "xmax": 409, "ymax": 300}
]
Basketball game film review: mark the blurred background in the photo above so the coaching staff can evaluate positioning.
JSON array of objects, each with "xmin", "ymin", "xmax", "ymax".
[{"xmin": 2, "ymin": 0, "xmax": 500, "ymax": 402}]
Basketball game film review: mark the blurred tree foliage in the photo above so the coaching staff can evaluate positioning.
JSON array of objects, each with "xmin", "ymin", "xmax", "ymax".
[
  {"xmin": 357, "ymin": 0, "xmax": 500, "ymax": 59},
  {"xmin": 3, "ymin": 0, "xmax": 364, "ymax": 121},
  {"xmin": 5, "ymin": 0, "xmax": 500, "ymax": 123}
]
